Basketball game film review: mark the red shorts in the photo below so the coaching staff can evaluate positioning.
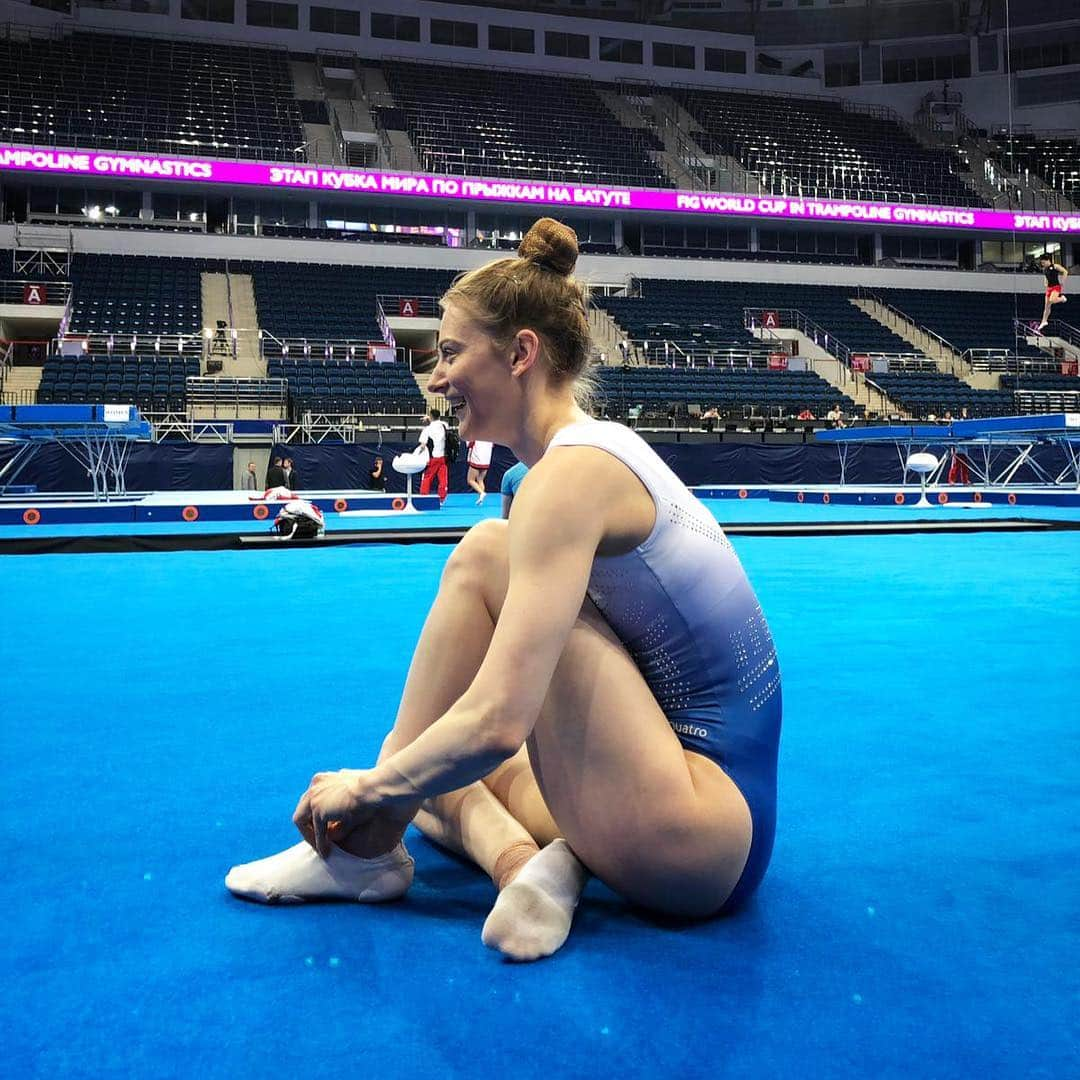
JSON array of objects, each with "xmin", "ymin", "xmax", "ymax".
[{"xmin": 1047, "ymin": 285, "xmax": 1062, "ymax": 298}]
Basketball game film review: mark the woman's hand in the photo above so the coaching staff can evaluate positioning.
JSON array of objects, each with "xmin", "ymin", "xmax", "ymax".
[{"xmin": 292, "ymin": 769, "xmax": 378, "ymax": 857}]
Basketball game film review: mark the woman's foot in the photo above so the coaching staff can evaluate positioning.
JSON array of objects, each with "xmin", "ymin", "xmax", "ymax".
[
  {"xmin": 481, "ymin": 839, "xmax": 589, "ymax": 961},
  {"xmin": 225, "ymin": 841, "xmax": 414, "ymax": 904}
]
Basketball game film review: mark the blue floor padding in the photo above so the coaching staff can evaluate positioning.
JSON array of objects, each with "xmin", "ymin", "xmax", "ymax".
[{"xmin": 2, "ymin": 533, "xmax": 1078, "ymax": 1078}]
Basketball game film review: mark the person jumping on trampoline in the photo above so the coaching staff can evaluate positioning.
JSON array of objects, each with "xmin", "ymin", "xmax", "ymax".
[
  {"xmin": 1037, "ymin": 253, "xmax": 1068, "ymax": 332},
  {"xmin": 226, "ymin": 219, "xmax": 782, "ymax": 961}
]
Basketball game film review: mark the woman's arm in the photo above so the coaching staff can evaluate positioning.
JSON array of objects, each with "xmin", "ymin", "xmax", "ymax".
[{"xmin": 367, "ymin": 450, "xmax": 617, "ymax": 805}]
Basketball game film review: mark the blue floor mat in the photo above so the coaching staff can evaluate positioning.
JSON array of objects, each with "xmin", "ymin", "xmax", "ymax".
[{"xmin": 1, "ymin": 532, "xmax": 1077, "ymax": 1078}]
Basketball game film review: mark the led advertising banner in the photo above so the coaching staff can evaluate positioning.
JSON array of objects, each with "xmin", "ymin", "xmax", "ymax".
[{"xmin": 2, "ymin": 145, "xmax": 1078, "ymax": 234}]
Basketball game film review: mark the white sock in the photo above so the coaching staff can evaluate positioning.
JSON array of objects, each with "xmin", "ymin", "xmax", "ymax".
[
  {"xmin": 225, "ymin": 841, "xmax": 414, "ymax": 904},
  {"xmin": 481, "ymin": 839, "xmax": 589, "ymax": 961}
]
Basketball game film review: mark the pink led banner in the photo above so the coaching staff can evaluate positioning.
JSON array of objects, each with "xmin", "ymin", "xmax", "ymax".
[{"xmin": 2, "ymin": 144, "xmax": 1078, "ymax": 234}]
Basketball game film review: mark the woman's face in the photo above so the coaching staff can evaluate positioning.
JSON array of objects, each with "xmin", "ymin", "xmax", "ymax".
[{"xmin": 431, "ymin": 304, "xmax": 517, "ymax": 442}]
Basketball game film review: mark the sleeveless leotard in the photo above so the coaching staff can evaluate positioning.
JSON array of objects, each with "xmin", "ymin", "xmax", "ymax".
[{"xmin": 548, "ymin": 420, "xmax": 782, "ymax": 911}]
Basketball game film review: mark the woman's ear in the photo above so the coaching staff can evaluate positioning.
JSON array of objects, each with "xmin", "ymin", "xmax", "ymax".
[{"xmin": 509, "ymin": 329, "xmax": 541, "ymax": 376}]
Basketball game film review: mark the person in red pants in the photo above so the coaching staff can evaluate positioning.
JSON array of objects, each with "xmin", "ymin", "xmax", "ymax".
[
  {"xmin": 417, "ymin": 407, "xmax": 449, "ymax": 503},
  {"xmin": 948, "ymin": 446, "xmax": 971, "ymax": 485}
]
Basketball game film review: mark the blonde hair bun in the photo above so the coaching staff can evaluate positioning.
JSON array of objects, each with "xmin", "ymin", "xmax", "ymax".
[{"xmin": 518, "ymin": 218, "xmax": 579, "ymax": 276}]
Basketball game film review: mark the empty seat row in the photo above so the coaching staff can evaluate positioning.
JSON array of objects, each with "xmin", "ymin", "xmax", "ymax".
[
  {"xmin": 0, "ymin": 29, "xmax": 303, "ymax": 162},
  {"xmin": 678, "ymin": 88, "xmax": 984, "ymax": 208}
]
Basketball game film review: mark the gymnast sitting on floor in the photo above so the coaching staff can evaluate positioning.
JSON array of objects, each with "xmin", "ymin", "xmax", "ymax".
[{"xmin": 226, "ymin": 219, "xmax": 783, "ymax": 961}]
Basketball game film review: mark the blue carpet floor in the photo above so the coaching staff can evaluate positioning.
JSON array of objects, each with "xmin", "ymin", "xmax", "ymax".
[{"xmin": 1, "ymin": 530, "xmax": 1077, "ymax": 1078}]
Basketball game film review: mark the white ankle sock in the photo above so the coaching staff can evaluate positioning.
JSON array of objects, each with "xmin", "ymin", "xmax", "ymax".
[
  {"xmin": 481, "ymin": 839, "xmax": 589, "ymax": 961},
  {"xmin": 225, "ymin": 841, "xmax": 414, "ymax": 904}
]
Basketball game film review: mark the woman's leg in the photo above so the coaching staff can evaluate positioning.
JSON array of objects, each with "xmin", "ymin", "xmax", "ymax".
[
  {"xmin": 336, "ymin": 523, "xmax": 545, "ymax": 885},
  {"xmin": 468, "ymin": 521, "xmax": 751, "ymax": 917},
  {"xmin": 482, "ymin": 746, "xmax": 560, "ymax": 847},
  {"xmin": 526, "ymin": 601, "xmax": 752, "ymax": 917},
  {"xmin": 348, "ymin": 523, "xmax": 584, "ymax": 957},
  {"xmin": 385, "ymin": 519, "xmax": 753, "ymax": 919}
]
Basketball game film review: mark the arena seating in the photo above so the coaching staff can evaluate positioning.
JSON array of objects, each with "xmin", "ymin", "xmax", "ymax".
[
  {"xmin": 64, "ymin": 252, "xmax": 203, "ymax": 341},
  {"xmin": 595, "ymin": 366, "xmax": 856, "ymax": 420},
  {"xmin": 0, "ymin": 31, "xmax": 303, "ymax": 161},
  {"xmin": 599, "ymin": 283, "xmax": 770, "ymax": 363},
  {"xmin": 991, "ymin": 136, "xmax": 1080, "ymax": 206},
  {"xmin": 245, "ymin": 262, "xmax": 454, "ymax": 343},
  {"xmin": 383, "ymin": 62, "xmax": 670, "ymax": 189},
  {"xmin": 246, "ymin": 261, "xmax": 454, "ymax": 415},
  {"xmin": 877, "ymin": 287, "xmax": 1048, "ymax": 360},
  {"xmin": 67, "ymin": 254, "xmax": 203, "ymax": 340},
  {"xmin": 998, "ymin": 373, "xmax": 1080, "ymax": 390},
  {"xmin": 675, "ymin": 88, "xmax": 983, "ymax": 206},
  {"xmin": 268, "ymin": 358, "xmax": 426, "ymax": 417},
  {"xmin": 598, "ymin": 279, "xmax": 922, "ymax": 359},
  {"xmin": 866, "ymin": 371, "xmax": 1014, "ymax": 417},
  {"xmin": 36, "ymin": 355, "xmax": 198, "ymax": 412}
]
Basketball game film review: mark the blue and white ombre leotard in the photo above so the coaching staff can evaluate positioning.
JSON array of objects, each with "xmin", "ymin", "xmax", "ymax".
[{"xmin": 548, "ymin": 420, "xmax": 782, "ymax": 911}]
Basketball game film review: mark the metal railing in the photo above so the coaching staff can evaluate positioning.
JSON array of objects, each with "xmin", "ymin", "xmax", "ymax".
[
  {"xmin": 325, "ymin": 102, "xmax": 348, "ymax": 166},
  {"xmin": 147, "ymin": 415, "xmax": 235, "ymax": 443},
  {"xmin": 752, "ymin": 319, "xmax": 792, "ymax": 356},
  {"xmin": 222, "ymin": 267, "xmax": 238, "ymax": 363},
  {"xmin": 54, "ymin": 327, "xmax": 410, "ymax": 367},
  {"xmin": 744, "ymin": 307, "xmax": 852, "ymax": 367},
  {"xmin": 261, "ymin": 332, "xmax": 404, "ymax": 363},
  {"xmin": 0, "ymin": 279, "xmax": 71, "ymax": 305},
  {"xmin": 275, "ymin": 413, "xmax": 363, "ymax": 444},
  {"xmin": 57, "ymin": 331, "xmax": 201, "ymax": 357},
  {"xmin": 856, "ymin": 287, "xmax": 963, "ymax": 368},
  {"xmin": 634, "ymin": 342, "xmax": 771, "ymax": 369},
  {"xmin": 376, "ymin": 294, "xmax": 440, "ymax": 320},
  {"xmin": 0, "ymin": 339, "xmax": 13, "ymax": 391},
  {"xmin": 649, "ymin": 97, "xmax": 712, "ymax": 193},
  {"xmin": 1014, "ymin": 389, "xmax": 1080, "ymax": 415},
  {"xmin": 185, "ymin": 376, "xmax": 287, "ymax": 419},
  {"xmin": 968, "ymin": 341, "xmax": 1064, "ymax": 374},
  {"xmin": 27, "ymin": 211, "xmax": 207, "ymax": 233},
  {"xmin": 1025, "ymin": 318, "xmax": 1080, "ymax": 352},
  {"xmin": 910, "ymin": 100, "xmax": 1078, "ymax": 214}
]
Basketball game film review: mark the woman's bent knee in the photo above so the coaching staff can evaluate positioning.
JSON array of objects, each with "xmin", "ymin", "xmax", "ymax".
[
  {"xmin": 441, "ymin": 519, "xmax": 508, "ymax": 590},
  {"xmin": 439, "ymin": 519, "xmax": 510, "ymax": 620},
  {"xmin": 443, "ymin": 519, "xmax": 507, "ymax": 576}
]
